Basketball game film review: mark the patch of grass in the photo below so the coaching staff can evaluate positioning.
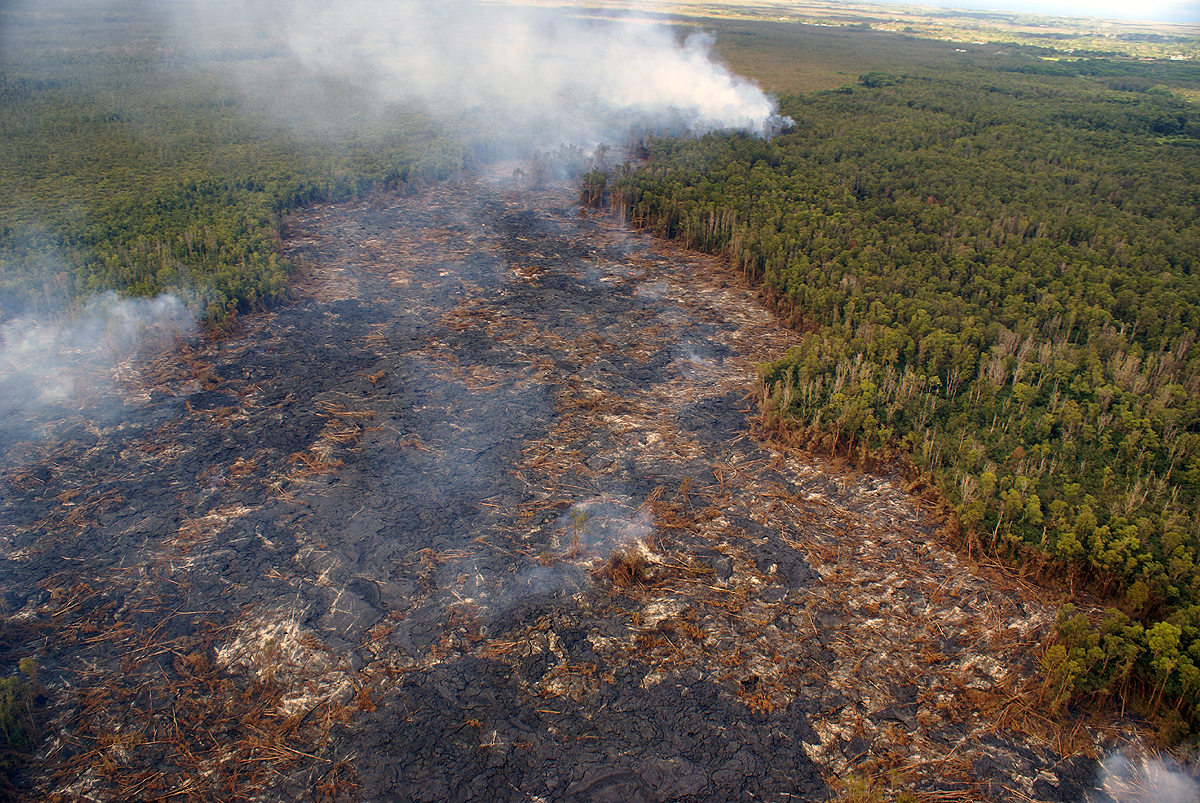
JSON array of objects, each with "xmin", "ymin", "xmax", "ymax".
[
  {"xmin": 0, "ymin": 657, "xmax": 40, "ymax": 790},
  {"xmin": 0, "ymin": 676, "xmax": 33, "ymax": 750}
]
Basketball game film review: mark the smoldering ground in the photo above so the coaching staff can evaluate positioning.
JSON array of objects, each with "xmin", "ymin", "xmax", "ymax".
[
  {"xmin": 1093, "ymin": 751, "xmax": 1200, "ymax": 803},
  {"xmin": 0, "ymin": 291, "xmax": 196, "ymax": 463},
  {"xmin": 0, "ymin": 170, "xmax": 1117, "ymax": 802}
]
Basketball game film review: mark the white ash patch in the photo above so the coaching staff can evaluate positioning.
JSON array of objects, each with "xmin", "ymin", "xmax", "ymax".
[
  {"xmin": 641, "ymin": 598, "xmax": 688, "ymax": 629},
  {"xmin": 216, "ymin": 605, "xmax": 353, "ymax": 718}
]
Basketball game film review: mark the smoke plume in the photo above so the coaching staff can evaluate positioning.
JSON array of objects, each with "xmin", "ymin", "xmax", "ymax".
[{"xmin": 170, "ymin": 0, "xmax": 787, "ymax": 145}]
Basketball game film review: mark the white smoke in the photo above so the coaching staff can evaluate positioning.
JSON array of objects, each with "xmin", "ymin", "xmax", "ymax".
[
  {"xmin": 1095, "ymin": 751, "xmax": 1200, "ymax": 803},
  {"xmin": 557, "ymin": 496, "xmax": 656, "ymax": 554},
  {"xmin": 170, "ymin": 0, "xmax": 787, "ymax": 144},
  {"xmin": 0, "ymin": 292, "xmax": 196, "ymax": 427}
]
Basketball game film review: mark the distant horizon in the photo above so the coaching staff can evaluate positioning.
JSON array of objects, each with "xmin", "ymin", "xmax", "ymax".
[{"xmin": 894, "ymin": 0, "xmax": 1200, "ymax": 25}]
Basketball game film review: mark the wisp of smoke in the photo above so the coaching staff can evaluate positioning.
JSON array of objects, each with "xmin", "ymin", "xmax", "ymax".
[
  {"xmin": 0, "ymin": 291, "xmax": 196, "ymax": 435},
  {"xmin": 559, "ymin": 497, "xmax": 655, "ymax": 554},
  {"xmin": 171, "ymin": 0, "xmax": 789, "ymax": 145},
  {"xmin": 1095, "ymin": 751, "xmax": 1200, "ymax": 803},
  {"xmin": 498, "ymin": 496, "xmax": 656, "ymax": 608},
  {"xmin": 674, "ymin": 341, "xmax": 718, "ymax": 381}
]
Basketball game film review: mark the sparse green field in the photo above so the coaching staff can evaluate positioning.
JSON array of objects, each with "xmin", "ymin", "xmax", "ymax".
[
  {"xmin": 556, "ymin": 0, "xmax": 1200, "ymax": 93},
  {"xmin": 676, "ymin": 3, "xmax": 1200, "ymax": 95},
  {"xmin": 669, "ymin": 0, "xmax": 1200, "ymax": 61}
]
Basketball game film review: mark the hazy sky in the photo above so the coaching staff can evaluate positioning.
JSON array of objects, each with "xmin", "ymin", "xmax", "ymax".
[{"xmin": 909, "ymin": 0, "xmax": 1200, "ymax": 24}]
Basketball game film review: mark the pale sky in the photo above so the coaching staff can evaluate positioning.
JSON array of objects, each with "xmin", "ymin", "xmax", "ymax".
[{"xmin": 912, "ymin": 0, "xmax": 1200, "ymax": 24}]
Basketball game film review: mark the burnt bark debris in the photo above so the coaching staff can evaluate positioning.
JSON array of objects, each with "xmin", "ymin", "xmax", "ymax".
[{"xmin": 0, "ymin": 173, "xmax": 1110, "ymax": 801}]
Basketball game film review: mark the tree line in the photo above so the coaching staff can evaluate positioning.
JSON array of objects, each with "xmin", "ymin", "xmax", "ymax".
[{"xmin": 602, "ymin": 59, "xmax": 1200, "ymax": 739}]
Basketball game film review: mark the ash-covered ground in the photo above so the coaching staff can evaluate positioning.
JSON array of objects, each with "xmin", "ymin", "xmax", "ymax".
[{"xmin": 0, "ymin": 171, "xmax": 1112, "ymax": 801}]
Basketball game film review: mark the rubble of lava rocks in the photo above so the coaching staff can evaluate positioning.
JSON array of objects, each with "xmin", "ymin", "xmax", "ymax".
[{"xmin": 0, "ymin": 169, "xmax": 1134, "ymax": 801}]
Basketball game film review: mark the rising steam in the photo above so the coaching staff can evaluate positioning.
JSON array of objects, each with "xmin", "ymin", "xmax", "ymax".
[
  {"xmin": 171, "ymin": 0, "xmax": 788, "ymax": 143},
  {"xmin": 0, "ymin": 292, "xmax": 196, "ymax": 447},
  {"xmin": 1095, "ymin": 751, "xmax": 1200, "ymax": 803}
]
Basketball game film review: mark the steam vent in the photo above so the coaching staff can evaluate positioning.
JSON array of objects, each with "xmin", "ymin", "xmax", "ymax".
[{"xmin": 1, "ymin": 171, "xmax": 1108, "ymax": 801}]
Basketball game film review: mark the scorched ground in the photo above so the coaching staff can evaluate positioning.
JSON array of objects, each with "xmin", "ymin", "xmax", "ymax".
[{"xmin": 0, "ymin": 169, "xmax": 1109, "ymax": 802}]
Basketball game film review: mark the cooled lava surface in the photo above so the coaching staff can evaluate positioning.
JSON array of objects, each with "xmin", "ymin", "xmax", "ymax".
[{"xmin": 0, "ymin": 171, "xmax": 1104, "ymax": 801}]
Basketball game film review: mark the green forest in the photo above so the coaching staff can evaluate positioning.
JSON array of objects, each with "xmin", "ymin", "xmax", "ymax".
[{"xmin": 600, "ymin": 56, "xmax": 1200, "ymax": 736}]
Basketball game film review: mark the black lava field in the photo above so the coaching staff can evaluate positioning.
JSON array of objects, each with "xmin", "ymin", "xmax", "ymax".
[{"xmin": 0, "ymin": 171, "xmax": 1106, "ymax": 802}]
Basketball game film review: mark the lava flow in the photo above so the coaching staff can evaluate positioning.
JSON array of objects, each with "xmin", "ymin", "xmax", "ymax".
[{"xmin": 0, "ymin": 169, "xmax": 1104, "ymax": 802}]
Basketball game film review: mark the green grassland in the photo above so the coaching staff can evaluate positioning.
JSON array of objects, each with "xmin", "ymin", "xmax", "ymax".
[
  {"xmin": 673, "ymin": 5, "xmax": 1200, "ymax": 95},
  {"xmin": 665, "ymin": 0, "xmax": 1200, "ymax": 64}
]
